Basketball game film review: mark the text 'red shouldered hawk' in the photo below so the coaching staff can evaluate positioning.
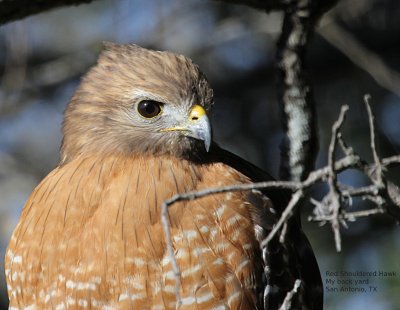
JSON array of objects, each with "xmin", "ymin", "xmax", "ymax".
[{"xmin": 5, "ymin": 43, "xmax": 322, "ymax": 309}]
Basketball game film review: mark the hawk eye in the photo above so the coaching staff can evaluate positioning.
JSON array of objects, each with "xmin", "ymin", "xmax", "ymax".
[{"xmin": 137, "ymin": 100, "xmax": 162, "ymax": 118}]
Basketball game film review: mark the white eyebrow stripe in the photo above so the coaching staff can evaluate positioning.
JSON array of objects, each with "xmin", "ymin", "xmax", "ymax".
[{"xmin": 129, "ymin": 89, "xmax": 168, "ymax": 104}]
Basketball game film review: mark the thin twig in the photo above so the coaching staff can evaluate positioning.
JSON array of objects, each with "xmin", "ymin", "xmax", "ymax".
[
  {"xmin": 364, "ymin": 94, "xmax": 383, "ymax": 185},
  {"xmin": 363, "ymin": 96, "xmax": 400, "ymax": 220},
  {"xmin": 302, "ymin": 154, "xmax": 360, "ymax": 187},
  {"xmin": 327, "ymin": 105, "xmax": 349, "ymax": 252},
  {"xmin": 160, "ymin": 180, "xmax": 298, "ymax": 306},
  {"xmin": 279, "ymin": 222, "xmax": 288, "ymax": 244},
  {"xmin": 382, "ymin": 155, "xmax": 400, "ymax": 166},
  {"xmin": 309, "ymin": 208, "xmax": 385, "ymax": 222},
  {"xmin": 344, "ymin": 208, "xmax": 385, "ymax": 220},
  {"xmin": 340, "ymin": 184, "xmax": 379, "ymax": 197},
  {"xmin": 261, "ymin": 190, "xmax": 303, "ymax": 247},
  {"xmin": 161, "ymin": 200, "xmax": 182, "ymax": 307},
  {"xmin": 278, "ymin": 279, "xmax": 302, "ymax": 310},
  {"xmin": 337, "ymin": 132, "xmax": 354, "ymax": 156}
]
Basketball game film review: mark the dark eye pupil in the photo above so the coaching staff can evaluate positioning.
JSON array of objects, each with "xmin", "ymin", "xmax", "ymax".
[{"xmin": 138, "ymin": 100, "xmax": 161, "ymax": 118}]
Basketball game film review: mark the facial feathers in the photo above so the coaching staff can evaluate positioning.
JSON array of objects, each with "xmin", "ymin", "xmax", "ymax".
[{"xmin": 61, "ymin": 43, "xmax": 214, "ymax": 163}]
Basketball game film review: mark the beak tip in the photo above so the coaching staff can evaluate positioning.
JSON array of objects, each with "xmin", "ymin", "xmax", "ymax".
[
  {"xmin": 196, "ymin": 129, "xmax": 211, "ymax": 153},
  {"xmin": 205, "ymin": 140, "xmax": 211, "ymax": 152},
  {"xmin": 201, "ymin": 127, "xmax": 212, "ymax": 153}
]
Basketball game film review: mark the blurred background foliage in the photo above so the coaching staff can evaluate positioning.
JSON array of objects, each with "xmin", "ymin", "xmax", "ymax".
[{"xmin": 0, "ymin": 0, "xmax": 399, "ymax": 308}]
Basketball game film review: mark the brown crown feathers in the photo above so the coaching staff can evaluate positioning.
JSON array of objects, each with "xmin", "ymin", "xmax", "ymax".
[{"xmin": 61, "ymin": 43, "xmax": 214, "ymax": 164}]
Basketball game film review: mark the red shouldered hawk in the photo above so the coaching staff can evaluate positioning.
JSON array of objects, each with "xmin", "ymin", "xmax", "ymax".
[{"xmin": 5, "ymin": 43, "xmax": 321, "ymax": 309}]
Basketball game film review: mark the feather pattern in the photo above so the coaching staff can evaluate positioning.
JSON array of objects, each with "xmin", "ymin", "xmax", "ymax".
[{"xmin": 6, "ymin": 154, "xmax": 271, "ymax": 309}]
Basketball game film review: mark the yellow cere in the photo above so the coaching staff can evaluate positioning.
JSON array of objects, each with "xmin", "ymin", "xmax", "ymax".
[{"xmin": 189, "ymin": 105, "xmax": 206, "ymax": 121}]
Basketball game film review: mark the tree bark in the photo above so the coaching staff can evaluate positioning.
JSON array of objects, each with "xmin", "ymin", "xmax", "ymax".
[{"xmin": 273, "ymin": 1, "xmax": 338, "ymax": 308}]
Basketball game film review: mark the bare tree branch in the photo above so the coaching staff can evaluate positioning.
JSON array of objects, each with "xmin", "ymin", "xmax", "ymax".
[
  {"xmin": 327, "ymin": 105, "xmax": 349, "ymax": 252},
  {"xmin": 0, "ymin": 0, "xmax": 95, "ymax": 25},
  {"xmin": 310, "ymin": 99, "xmax": 400, "ymax": 247},
  {"xmin": 277, "ymin": 0, "xmax": 320, "ymax": 182},
  {"xmin": 161, "ymin": 101, "xmax": 400, "ymax": 304},
  {"xmin": 310, "ymin": 208, "xmax": 384, "ymax": 222},
  {"xmin": 365, "ymin": 95, "xmax": 383, "ymax": 184},
  {"xmin": 274, "ymin": 0, "xmax": 338, "ymax": 183},
  {"xmin": 318, "ymin": 17, "xmax": 400, "ymax": 96},
  {"xmin": 262, "ymin": 190, "xmax": 303, "ymax": 246},
  {"xmin": 274, "ymin": 2, "xmax": 338, "ymax": 305}
]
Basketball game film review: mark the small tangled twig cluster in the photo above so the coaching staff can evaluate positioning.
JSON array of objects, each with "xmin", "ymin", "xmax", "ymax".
[
  {"xmin": 160, "ymin": 94, "xmax": 400, "ymax": 305},
  {"xmin": 308, "ymin": 95, "xmax": 400, "ymax": 251}
]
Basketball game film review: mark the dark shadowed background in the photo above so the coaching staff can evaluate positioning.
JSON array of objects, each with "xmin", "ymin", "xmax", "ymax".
[{"xmin": 0, "ymin": 0, "xmax": 399, "ymax": 308}]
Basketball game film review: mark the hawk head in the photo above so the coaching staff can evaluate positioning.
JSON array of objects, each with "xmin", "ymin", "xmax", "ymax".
[{"xmin": 61, "ymin": 43, "xmax": 214, "ymax": 163}]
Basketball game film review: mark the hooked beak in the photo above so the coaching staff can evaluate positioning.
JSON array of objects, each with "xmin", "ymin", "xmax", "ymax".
[
  {"xmin": 162, "ymin": 105, "xmax": 212, "ymax": 152},
  {"xmin": 186, "ymin": 105, "xmax": 212, "ymax": 152}
]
